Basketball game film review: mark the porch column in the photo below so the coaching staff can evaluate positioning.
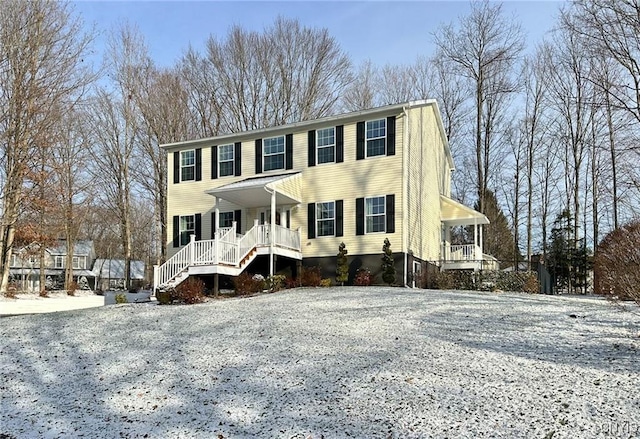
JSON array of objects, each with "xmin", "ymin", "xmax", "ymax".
[
  {"xmin": 269, "ymin": 190, "xmax": 276, "ymax": 276},
  {"xmin": 479, "ymin": 224, "xmax": 484, "ymax": 258},
  {"xmin": 214, "ymin": 197, "xmax": 220, "ymax": 239},
  {"xmin": 474, "ymin": 222, "xmax": 478, "ymax": 260}
]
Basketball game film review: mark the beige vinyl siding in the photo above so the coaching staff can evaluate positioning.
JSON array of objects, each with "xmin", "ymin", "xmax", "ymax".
[{"xmin": 405, "ymin": 105, "xmax": 450, "ymax": 263}]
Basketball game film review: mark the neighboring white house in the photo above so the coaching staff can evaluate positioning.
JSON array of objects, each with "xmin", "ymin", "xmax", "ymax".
[
  {"xmin": 156, "ymin": 100, "xmax": 495, "ymax": 293},
  {"xmin": 9, "ymin": 240, "xmax": 97, "ymax": 292},
  {"xmin": 92, "ymin": 259, "xmax": 146, "ymax": 291}
]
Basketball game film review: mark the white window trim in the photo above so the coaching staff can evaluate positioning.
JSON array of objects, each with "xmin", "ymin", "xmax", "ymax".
[
  {"xmin": 179, "ymin": 214, "xmax": 195, "ymax": 246},
  {"xmin": 263, "ymin": 135, "xmax": 285, "ymax": 172},
  {"xmin": 365, "ymin": 195, "xmax": 386, "ymax": 234},
  {"xmin": 180, "ymin": 149, "xmax": 196, "ymax": 182},
  {"xmin": 72, "ymin": 256, "xmax": 86, "ymax": 270},
  {"xmin": 219, "ymin": 211, "xmax": 235, "ymax": 229},
  {"xmin": 365, "ymin": 118, "xmax": 386, "ymax": 158},
  {"xmin": 316, "ymin": 127, "xmax": 336, "ymax": 165},
  {"xmin": 55, "ymin": 256, "xmax": 64, "ymax": 269},
  {"xmin": 316, "ymin": 201, "xmax": 336, "ymax": 237},
  {"xmin": 218, "ymin": 143, "xmax": 235, "ymax": 177}
]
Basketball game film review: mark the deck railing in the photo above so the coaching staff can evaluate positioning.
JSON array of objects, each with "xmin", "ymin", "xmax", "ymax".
[{"xmin": 445, "ymin": 244, "xmax": 481, "ymax": 261}]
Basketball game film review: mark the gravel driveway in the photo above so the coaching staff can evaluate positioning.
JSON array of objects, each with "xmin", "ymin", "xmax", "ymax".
[{"xmin": 1, "ymin": 287, "xmax": 639, "ymax": 438}]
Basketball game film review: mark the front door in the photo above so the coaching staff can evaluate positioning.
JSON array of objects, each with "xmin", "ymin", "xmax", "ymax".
[{"xmin": 258, "ymin": 209, "xmax": 281, "ymax": 226}]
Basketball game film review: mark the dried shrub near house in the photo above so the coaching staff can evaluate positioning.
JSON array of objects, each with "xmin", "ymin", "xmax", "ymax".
[
  {"xmin": 300, "ymin": 266, "xmax": 322, "ymax": 287},
  {"xmin": 67, "ymin": 281, "xmax": 78, "ymax": 296},
  {"xmin": 354, "ymin": 268, "xmax": 372, "ymax": 286},
  {"xmin": 174, "ymin": 277, "xmax": 206, "ymax": 304},
  {"xmin": 594, "ymin": 220, "xmax": 640, "ymax": 305},
  {"xmin": 233, "ymin": 272, "xmax": 264, "ymax": 295},
  {"xmin": 266, "ymin": 274, "xmax": 286, "ymax": 293},
  {"xmin": 4, "ymin": 283, "xmax": 18, "ymax": 299}
]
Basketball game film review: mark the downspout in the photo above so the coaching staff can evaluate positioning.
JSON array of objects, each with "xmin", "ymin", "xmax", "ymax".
[{"xmin": 402, "ymin": 105, "xmax": 409, "ymax": 287}]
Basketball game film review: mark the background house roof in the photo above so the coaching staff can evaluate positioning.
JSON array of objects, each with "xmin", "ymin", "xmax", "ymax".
[
  {"xmin": 48, "ymin": 240, "xmax": 95, "ymax": 256},
  {"xmin": 92, "ymin": 259, "xmax": 145, "ymax": 279}
]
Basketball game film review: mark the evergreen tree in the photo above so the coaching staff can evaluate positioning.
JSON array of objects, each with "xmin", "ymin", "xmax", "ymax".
[
  {"xmin": 381, "ymin": 238, "xmax": 396, "ymax": 286},
  {"xmin": 336, "ymin": 242, "xmax": 349, "ymax": 286},
  {"xmin": 474, "ymin": 189, "xmax": 521, "ymax": 267}
]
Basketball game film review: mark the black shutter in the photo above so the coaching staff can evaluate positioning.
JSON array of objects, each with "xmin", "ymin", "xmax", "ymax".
[
  {"xmin": 386, "ymin": 116, "xmax": 396, "ymax": 156},
  {"xmin": 195, "ymin": 213, "xmax": 202, "ymax": 241},
  {"xmin": 173, "ymin": 216, "xmax": 180, "ymax": 247},
  {"xmin": 173, "ymin": 151, "xmax": 180, "ymax": 184},
  {"xmin": 356, "ymin": 197, "xmax": 365, "ymax": 235},
  {"xmin": 308, "ymin": 130, "xmax": 316, "ymax": 167},
  {"xmin": 336, "ymin": 125, "xmax": 344, "ymax": 163},
  {"xmin": 234, "ymin": 142, "xmax": 242, "ymax": 176},
  {"xmin": 211, "ymin": 146, "xmax": 218, "ymax": 179},
  {"xmin": 286, "ymin": 133, "xmax": 293, "ymax": 169},
  {"xmin": 195, "ymin": 148, "xmax": 202, "ymax": 181},
  {"xmin": 211, "ymin": 212, "xmax": 216, "ymax": 238},
  {"xmin": 386, "ymin": 194, "xmax": 395, "ymax": 233},
  {"xmin": 234, "ymin": 209, "xmax": 241, "ymax": 233},
  {"xmin": 255, "ymin": 139, "xmax": 262, "ymax": 174},
  {"xmin": 356, "ymin": 122, "xmax": 365, "ymax": 160},
  {"xmin": 307, "ymin": 203, "xmax": 316, "ymax": 239},
  {"xmin": 286, "ymin": 210, "xmax": 291, "ymax": 229},
  {"xmin": 335, "ymin": 200, "xmax": 343, "ymax": 237}
]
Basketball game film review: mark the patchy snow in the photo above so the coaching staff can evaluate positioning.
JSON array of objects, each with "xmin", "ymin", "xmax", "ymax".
[
  {"xmin": 0, "ymin": 291, "xmax": 103, "ymax": 316},
  {"xmin": 1, "ymin": 288, "xmax": 639, "ymax": 438}
]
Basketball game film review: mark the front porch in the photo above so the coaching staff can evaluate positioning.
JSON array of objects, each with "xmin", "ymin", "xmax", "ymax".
[{"xmin": 440, "ymin": 195, "xmax": 498, "ymax": 271}]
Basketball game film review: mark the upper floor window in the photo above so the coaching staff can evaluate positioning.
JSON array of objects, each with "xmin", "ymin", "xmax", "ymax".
[
  {"xmin": 316, "ymin": 127, "xmax": 335, "ymax": 164},
  {"xmin": 366, "ymin": 196, "xmax": 386, "ymax": 233},
  {"xmin": 180, "ymin": 215, "xmax": 195, "ymax": 246},
  {"xmin": 366, "ymin": 119, "xmax": 386, "ymax": 157},
  {"xmin": 180, "ymin": 150, "xmax": 195, "ymax": 181},
  {"xmin": 218, "ymin": 144, "xmax": 234, "ymax": 177},
  {"xmin": 263, "ymin": 136, "xmax": 285, "ymax": 172},
  {"xmin": 72, "ymin": 256, "xmax": 86, "ymax": 270},
  {"xmin": 55, "ymin": 256, "xmax": 64, "ymax": 269},
  {"xmin": 316, "ymin": 202, "xmax": 335, "ymax": 237}
]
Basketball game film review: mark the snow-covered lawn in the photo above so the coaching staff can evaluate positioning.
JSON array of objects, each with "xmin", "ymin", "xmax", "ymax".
[{"xmin": 1, "ymin": 288, "xmax": 639, "ymax": 439}]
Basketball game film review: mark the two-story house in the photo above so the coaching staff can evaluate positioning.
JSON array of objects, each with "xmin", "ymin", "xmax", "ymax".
[
  {"xmin": 9, "ymin": 240, "xmax": 97, "ymax": 292},
  {"xmin": 155, "ymin": 100, "xmax": 495, "ymax": 293}
]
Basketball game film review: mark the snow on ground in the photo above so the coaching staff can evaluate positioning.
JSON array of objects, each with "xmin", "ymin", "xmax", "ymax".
[
  {"xmin": 1, "ymin": 287, "xmax": 639, "ymax": 439},
  {"xmin": 0, "ymin": 291, "xmax": 104, "ymax": 316}
]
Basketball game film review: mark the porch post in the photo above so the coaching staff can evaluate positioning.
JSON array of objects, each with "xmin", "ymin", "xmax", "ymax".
[
  {"xmin": 214, "ymin": 197, "xmax": 220, "ymax": 239},
  {"xmin": 153, "ymin": 264, "xmax": 159, "ymax": 294},
  {"xmin": 269, "ymin": 190, "xmax": 276, "ymax": 276},
  {"xmin": 474, "ymin": 222, "xmax": 478, "ymax": 260},
  {"xmin": 189, "ymin": 234, "xmax": 196, "ymax": 264},
  {"xmin": 479, "ymin": 224, "xmax": 484, "ymax": 259}
]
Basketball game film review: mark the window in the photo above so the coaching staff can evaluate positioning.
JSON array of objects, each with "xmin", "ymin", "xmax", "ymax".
[
  {"xmin": 10, "ymin": 254, "xmax": 17, "ymax": 267},
  {"xmin": 72, "ymin": 256, "xmax": 85, "ymax": 270},
  {"xmin": 219, "ymin": 211, "xmax": 234, "ymax": 229},
  {"xmin": 366, "ymin": 119, "xmax": 386, "ymax": 157},
  {"xmin": 55, "ymin": 256, "xmax": 64, "ymax": 269},
  {"xmin": 316, "ymin": 127, "xmax": 335, "ymax": 164},
  {"xmin": 366, "ymin": 196, "xmax": 386, "ymax": 233},
  {"xmin": 263, "ymin": 136, "xmax": 285, "ymax": 171},
  {"xmin": 180, "ymin": 215, "xmax": 195, "ymax": 246},
  {"xmin": 316, "ymin": 202, "xmax": 335, "ymax": 236},
  {"xmin": 180, "ymin": 150, "xmax": 195, "ymax": 181},
  {"xmin": 218, "ymin": 144, "xmax": 234, "ymax": 177}
]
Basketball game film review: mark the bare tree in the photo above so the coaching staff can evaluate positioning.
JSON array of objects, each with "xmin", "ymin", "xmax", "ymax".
[
  {"xmin": 433, "ymin": 0, "xmax": 524, "ymax": 214},
  {"xmin": 0, "ymin": 0, "xmax": 94, "ymax": 293},
  {"xmin": 342, "ymin": 60, "xmax": 379, "ymax": 112}
]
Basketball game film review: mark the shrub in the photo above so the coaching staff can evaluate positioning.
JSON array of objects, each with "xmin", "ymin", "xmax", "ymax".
[
  {"xmin": 320, "ymin": 278, "xmax": 332, "ymax": 287},
  {"xmin": 336, "ymin": 242, "xmax": 349, "ymax": 286},
  {"xmin": 266, "ymin": 274, "xmax": 286, "ymax": 293},
  {"xmin": 3, "ymin": 282, "xmax": 18, "ymax": 299},
  {"xmin": 300, "ymin": 266, "xmax": 322, "ymax": 287},
  {"xmin": 115, "ymin": 293, "xmax": 128, "ymax": 304},
  {"xmin": 156, "ymin": 289, "xmax": 173, "ymax": 305},
  {"xmin": 67, "ymin": 281, "xmax": 78, "ymax": 296},
  {"xmin": 381, "ymin": 238, "xmax": 396, "ymax": 285},
  {"xmin": 39, "ymin": 288, "xmax": 48, "ymax": 298},
  {"xmin": 354, "ymin": 267, "xmax": 372, "ymax": 286},
  {"xmin": 284, "ymin": 276, "xmax": 299, "ymax": 289},
  {"xmin": 594, "ymin": 220, "xmax": 640, "ymax": 305},
  {"xmin": 174, "ymin": 277, "xmax": 206, "ymax": 304},
  {"xmin": 233, "ymin": 272, "xmax": 264, "ymax": 295},
  {"xmin": 522, "ymin": 272, "xmax": 540, "ymax": 294}
]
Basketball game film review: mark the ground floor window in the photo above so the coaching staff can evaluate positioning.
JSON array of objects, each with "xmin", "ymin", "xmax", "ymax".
[
  {"xmin": 365, "ymin": 196, "xmax": 386, "ymax": 233},
  {"xmin": 180, "ymin": 215, "xmax": 195, "ymax": 245}
]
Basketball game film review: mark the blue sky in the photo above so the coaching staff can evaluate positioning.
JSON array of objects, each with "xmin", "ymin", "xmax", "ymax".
[{"xmin": 74, "ymin": 1, "xmax": 565, "ymax": 68}]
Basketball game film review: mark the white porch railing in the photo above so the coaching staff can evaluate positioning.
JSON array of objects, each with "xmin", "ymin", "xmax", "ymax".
[
  {"xmin": 444, "ymin": 244, "xmax": 482, "ymax": 261},
  {"xmin": 154, "ymin": 223, "xmax": 301, "ymax": 290}
]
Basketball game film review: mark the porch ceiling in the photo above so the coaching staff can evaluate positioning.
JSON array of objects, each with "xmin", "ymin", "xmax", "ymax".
[
  {"xmin": 205, "ymin": 172, "xmax": 302, "ymax": 208},
  {"xmin": 440, "ymin": 195, "xmax": 490, "ymax": 226}
]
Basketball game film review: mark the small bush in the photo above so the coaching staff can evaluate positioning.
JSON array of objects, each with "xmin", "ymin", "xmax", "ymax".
[
  {"xmin": 336, "ymin": 242, "xmax": 349, "ymax": 286},
  {"xmin": 233, "ymin": 272, "xmax": 264, "ymax": 295},
  {"xmin": 156, "ymin": 289, "xmax": 173, "ymax": 305},
  {"xmin": 115, "ymin": 293, "xmax": 128, "ymax": 304},
  {"xmin": 39, "ymin": 288, "xmax": 48, "ymax": 298},
  {"xmin": 300, "ymin": 266, "xmax": 322, "ymax": 287},
  {"xmin": 175, "ymin": 277, "xmax": 206, "ymax": 304},
  {"xmin": 67, "ymin": 281, "xmax": 78, "ymax": 296},
  {"xmin": 522, "ymin": 272, "xmax": 540, "ymax": 294},
  {"xmin": 266, "ymin": 274, "xmax": 286, "ymax": 293},
  {"xmin": 284, "ymin": 276, "xmax": 299, "ymax": 289},
  {"xmin": 433, "ymin": 271, "xmax": 454, "ymax": 290},
  {"xmin": 3, "ymin": 283, "xmax": 18, "ymax": 299},
  {"xmin": 354, "ymin": 268, "xmax": 372, "ymax": 286},
  {"xmin": 381, "ymin": 238, "xmax": 396, "ymax": 285},
  {"xmin": 320, "ymin": 278, "xmax": 332, "ymax": 287}
]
